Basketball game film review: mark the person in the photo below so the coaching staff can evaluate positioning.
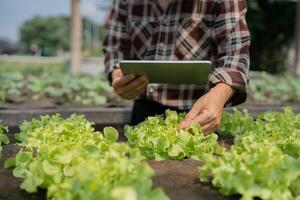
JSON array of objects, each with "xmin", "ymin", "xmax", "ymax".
[{"xmin": 103, "ymin": 0, "xmax": 250, "ymax": 134}]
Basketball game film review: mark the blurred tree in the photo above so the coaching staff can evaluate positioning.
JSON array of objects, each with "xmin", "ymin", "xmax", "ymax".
[
  {"xmin": 19, "ymin": 16, "xmax": 105, "ymax": 57},
  {"xmin": 247, "ymin": 0, "xmax": 297, "ymax": 73},
  {"xmin": 20, "ymin": 16, "xmax": 69, "ymax": 56}
]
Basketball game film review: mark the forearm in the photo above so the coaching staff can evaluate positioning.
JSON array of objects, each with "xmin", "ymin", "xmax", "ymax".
[{"xmin": 209, "ymin": 83, "xmax": 236, "ymax": 106}]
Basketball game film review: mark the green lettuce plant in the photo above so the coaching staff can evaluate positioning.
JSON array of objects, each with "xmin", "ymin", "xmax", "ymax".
[
  {"xmin": 200, "ymin": 108, "xmax": 300, "ymax": 200},
  {"xmin": 200, "ymin": 137, "xmax": 300, "ymax": 200},
  {"xmin": 125, "ymin": 110, "xmax": 224, "ymax": 161},
  {"xmin": 0, "ymin": 121, "xmax": 9, "ymax": 158},
  {"xmin": 5, "ymin": 115, "xmax": 168, "ymax": 200},
  {"xmin": 218, "ymin": 108, "xmax": 255, "ymax": 137}
]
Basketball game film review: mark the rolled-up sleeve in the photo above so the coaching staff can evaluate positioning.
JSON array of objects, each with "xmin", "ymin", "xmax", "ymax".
[
  {"xmin": 210, "ymin": 0, "xmax": 251, "ymax": 106},
  {"xmin": 102, "ymin": 0, "xmax": 131, "ymax": 83}
]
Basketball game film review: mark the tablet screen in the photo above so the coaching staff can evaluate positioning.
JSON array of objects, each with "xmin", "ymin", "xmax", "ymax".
[{"xmin": 119, "ymin": 60, "xmax": 212, "ymax": 85}]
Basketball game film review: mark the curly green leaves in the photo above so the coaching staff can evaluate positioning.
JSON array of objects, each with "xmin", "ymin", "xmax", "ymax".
[{"xmin": 125, "ymin": 110, "xmax": 224, "ymax": 161}]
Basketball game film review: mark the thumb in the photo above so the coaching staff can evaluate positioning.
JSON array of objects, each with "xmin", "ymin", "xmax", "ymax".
[{"xmin": 112, "ymin": 67, "xmax": 123, "ymax": 80}]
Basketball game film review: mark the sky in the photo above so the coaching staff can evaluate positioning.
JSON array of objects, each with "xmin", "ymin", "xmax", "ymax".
[{"xmin": 0, "ymin": 0, "xmax": 111, "ymax": 42}]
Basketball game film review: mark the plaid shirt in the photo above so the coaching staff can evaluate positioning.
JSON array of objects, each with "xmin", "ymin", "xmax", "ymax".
[{"xmin": 103, "ymin": 0, "xmax": 250, "ymax": 109}]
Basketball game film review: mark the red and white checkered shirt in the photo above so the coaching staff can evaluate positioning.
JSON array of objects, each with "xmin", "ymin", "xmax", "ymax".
[{"xmin": 103, "ymin": 0, "xmax": 250, "ymax": 110}]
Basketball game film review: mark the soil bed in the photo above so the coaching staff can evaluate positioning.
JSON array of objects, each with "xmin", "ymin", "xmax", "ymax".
[
  {"xmin": 0, "ymin": 106, "xmax": 132, "ymax": 128},
  {"xmin": 0, "ymin": 138, "xmax": 235, "ymax": 200}
]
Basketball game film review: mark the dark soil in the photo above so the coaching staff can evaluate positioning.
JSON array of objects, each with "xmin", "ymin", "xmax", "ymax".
[{"xmin": 149, "ymin": 159, "xmax": 238, "ymax": 200}]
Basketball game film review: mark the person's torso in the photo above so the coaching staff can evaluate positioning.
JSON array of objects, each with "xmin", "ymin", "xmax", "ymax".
[
  {"xmin": 123, "ymin": 0, "xmax": 216, "ymax": 109},
  {"xmin": 126, "ymin": 0, "xmax": 216, "ymax": 62}
]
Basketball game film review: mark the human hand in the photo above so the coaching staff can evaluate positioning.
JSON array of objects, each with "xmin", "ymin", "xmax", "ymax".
[
  {"xmin": 180, "ymin": 83, "xmax": 235, "ymax": 134},
  {"xmin": 111, "ymin": 67, "xmax": 149, "ymax": 100}
]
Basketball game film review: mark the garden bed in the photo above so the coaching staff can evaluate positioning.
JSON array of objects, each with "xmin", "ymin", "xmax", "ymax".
[
  {"xmin": 1, "ymin": 108, "xmax": 299, "ymax": 200},
  {"xmin": 0, "ymin": 106, "xmax": 132, "ymax": 129},
  {"xmin": 0, "ymin": 139, "xmax": 236, "ymax": 200},
  {"xmin": 1, "ymin": 102, "xmax": 299, "ymax": 145},
  {"xmin": 1, "ymin": 103, "xmax": 300, "ymax": 128}
]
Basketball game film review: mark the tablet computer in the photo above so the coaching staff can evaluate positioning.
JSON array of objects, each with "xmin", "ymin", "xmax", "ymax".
[{"xmin": 119, "ymin": 60, "xmax": 212, "ymax": 85}]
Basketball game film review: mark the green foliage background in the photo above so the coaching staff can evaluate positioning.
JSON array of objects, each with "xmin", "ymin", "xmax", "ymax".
[
  {"xmin": 19, "ymin": 16, "xmax": 105, "ymax": 56},
  {"xmin": 247, "ymin": 0, "xmax": 297, "ymax": 73},
  {"xmin": 20, "ymin": 16, "xmax": 69, "ymax": 56}
]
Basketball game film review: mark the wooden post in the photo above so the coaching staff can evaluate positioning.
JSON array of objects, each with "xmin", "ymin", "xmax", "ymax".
[
  {"xmin": 295, "ymin": 0, "xmax": 300, "ymax": 75},
  {"xmin": 70, "ymin": 0, "xmax": 82, "ymax": 74}
]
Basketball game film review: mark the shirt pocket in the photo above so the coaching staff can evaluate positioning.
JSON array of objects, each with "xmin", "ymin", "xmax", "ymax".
[
  {"xmin": 174, "ymin": 17, "xmax": 212, "ymax": 60},
  {"xmin": 128, "ymin": 20, "xmax": 157, "ymax": 59}
]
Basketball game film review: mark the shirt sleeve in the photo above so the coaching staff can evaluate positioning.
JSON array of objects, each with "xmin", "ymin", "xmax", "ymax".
[
  {"xmin": 210, "ymin": 0, "xmax": 251, "ymax": 106},
  {"xmin": 102, "ymin": 0, "xmax": 131, "ymax": 83}
]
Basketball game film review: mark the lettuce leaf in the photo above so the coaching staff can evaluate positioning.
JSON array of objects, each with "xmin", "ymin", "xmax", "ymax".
[{"xmin": 0, "ymin": 121, "xmax": 9, "ymax": 158}]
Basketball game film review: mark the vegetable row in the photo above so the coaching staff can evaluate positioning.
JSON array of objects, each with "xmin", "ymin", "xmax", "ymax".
[
  {"xmin": 4, "ymin": 115, "xmax": 168, "ymax": 200},
  {"xmin": 201, "ymin": 108, "xmax": 300, "ymax": 200},
  {"xmin": 249, "ymin": 71, "xmax": 300, "ymax": 103},
  {"xmin": 1, "ymin": 108, "xmax": 300, "ymax": 200},
  {"xmin": 126, "ymin": 108, "xmax": 300, "ymax": 199},
  {"xmin": 1, "ymin": 69, "xmax": 300, "ymax": 106},
  {"xmin": 0, "ymin": 71, "xmax": 113, "ymax": 106}
]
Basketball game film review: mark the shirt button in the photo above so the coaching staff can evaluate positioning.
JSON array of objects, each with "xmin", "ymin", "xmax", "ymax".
[
  {"xmin": 159, "ymin": 43, "xmax": 164, "ymax": 48},
  {"xmin": 149, "ymin": 86, "xmax": 155, "ymax": 93}
]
